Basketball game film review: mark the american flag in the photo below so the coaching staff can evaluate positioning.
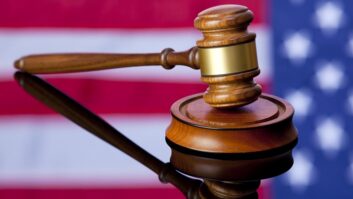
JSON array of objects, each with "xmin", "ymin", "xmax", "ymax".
[
  {"xmin": 0, "ymin": 0, "xmax": 350, "ymax": 198},
  {"xmin": 273, "ymin": 0, "xmax": 353, "ymax": 198}
]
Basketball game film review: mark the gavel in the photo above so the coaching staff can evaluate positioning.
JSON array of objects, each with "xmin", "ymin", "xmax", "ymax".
[
  {"xmin": 15, "ymin": 5, "xmax": 261, "ymax": 108},
  {"xmin": 14, "ymin": 4, "xmax": 298, "ymax": 199}
]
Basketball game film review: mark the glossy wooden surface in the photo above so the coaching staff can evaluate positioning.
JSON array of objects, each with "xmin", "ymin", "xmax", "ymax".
[
  {"xmin": 185, "ymin": 94, "xmax": 279, "ymax": 127},
  {"xmin": 15, "ymin": 47, "xmax": 199, "ymax": 74},
  {"xmin": 166, "ymin": 92, "xmax": 297, "ymax": 195},
  {"xmin": 194, "ymin": 5, "xmax": 256, "ymax": 47},
  {"xmin": 169, "ymin": 149, "xmax": 294, "ymax": 181},
  {"xmin": 194, "ymin": 5, "xmax": 261, "ymax": 108},
  {"xmin": 166, "ymin": 93, "xmax": 297, "ymax": 154},
  {"xmin": 201, "ymin": 69, "xmax": 261, "ymax": 108},
  {"xmin": 13, "ymin": 4, "xmax": 263, "ymax": 109}
]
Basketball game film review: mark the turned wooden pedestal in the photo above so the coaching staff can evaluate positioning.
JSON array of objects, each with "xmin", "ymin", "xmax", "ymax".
[{"xmin": 166, "ymin": 93, "xmax": 298, "ymax": 198}]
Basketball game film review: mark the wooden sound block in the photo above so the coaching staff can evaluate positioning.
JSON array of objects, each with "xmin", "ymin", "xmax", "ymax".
[{"xmin": 165, "ymin": 93, "xmax": 298, "ymax": 181}]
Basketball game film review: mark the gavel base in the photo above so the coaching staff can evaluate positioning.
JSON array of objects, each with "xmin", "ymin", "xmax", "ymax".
[{"xmin": 166, "ymin": 93, "xmax": 298, "ymax": 198}]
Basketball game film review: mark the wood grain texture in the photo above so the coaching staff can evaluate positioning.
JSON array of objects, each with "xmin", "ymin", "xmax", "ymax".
[
  {"xmin": 13, "ymin": 4, "xmax": 262, "ymax": 109},
  {"xmin": 201, "ymin": 69, "xmax": 261, "ymax": 108},
  {"xmin": 194, "ymin": 5, "xmax": 256, "ymax": 47},
  {"xmin": 14, "ymin": 47, "xmax": 199, "ymax": 74},
  {"xmin": 194, "ymin": 5, "xmax": 261, "ymax": 108},
  {"xmin": 166, "ymin": 92, "xmax": 297, "ymax": 183},
  {"xmin": 166, "ymin": 93, "xmax": 297, "ymax": 154}
]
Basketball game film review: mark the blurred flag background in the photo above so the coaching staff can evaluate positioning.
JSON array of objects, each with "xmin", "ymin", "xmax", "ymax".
[{"xmin": 0, "ymin": 0, "xmax": 352, "ymax": 198}]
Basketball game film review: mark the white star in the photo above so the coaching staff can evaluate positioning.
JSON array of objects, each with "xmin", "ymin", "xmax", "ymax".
[
  {"xmin": 315, "ymin": 62, "xmax": 344, "ymax": 93},
  {"xmin": 286, "ymin": 150, "xmax": 315, "ymax": 191},
  {"xmin": 283, "ymin": 32, "xmax": 313, "ymax": 64},
  {"xmin": 285, "ymin": 90, "xmax": 312, "ymax": 118},
  {"xmin": 314, "ymin": 2, "xmax": 344, "ymax": 34},
  {"xmin": 315, "ymin": 118, "xmax": 345, "ymax": 157}
]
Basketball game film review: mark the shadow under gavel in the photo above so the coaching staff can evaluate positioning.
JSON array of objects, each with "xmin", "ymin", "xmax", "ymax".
[{"xmin": 14, "ymin": 72, "xmax": 202, "ymax": 199}]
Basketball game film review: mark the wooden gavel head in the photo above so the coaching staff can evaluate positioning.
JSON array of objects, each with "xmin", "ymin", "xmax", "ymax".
[{"xmin": 194, "ymin": 5, "xmax": 262, "ymax": 108}]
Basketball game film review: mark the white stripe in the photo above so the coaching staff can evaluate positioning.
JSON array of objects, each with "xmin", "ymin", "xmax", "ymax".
[
  {"xmin": 0, "ymin": 27, "xmax": 271, "ymax": 82},
  {"xmin": 0, "ymin": 114, "xmax": 172, "ymax": 187}
]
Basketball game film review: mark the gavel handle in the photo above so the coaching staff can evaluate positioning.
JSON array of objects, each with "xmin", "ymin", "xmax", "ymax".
[{"xmin": 15, "ymin": 47, "xmax": 199, "ymax": 74}]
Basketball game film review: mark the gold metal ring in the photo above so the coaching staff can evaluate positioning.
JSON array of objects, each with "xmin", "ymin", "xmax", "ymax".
[{"xmin": 198, "ymin": 41, "xmax": 258, "ymax": 76}]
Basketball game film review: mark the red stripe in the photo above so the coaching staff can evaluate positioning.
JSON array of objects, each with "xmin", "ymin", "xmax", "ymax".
[
  {"xmin": 0, "ymin": 0, "xmax": 267, "ymax": 28},
  {"xmin": 1, "ymin": 78, "xmax": 270, "ymax": 115},
  {"xmin": 0, "ymin": 187, "xmax": 184, "ymax": 199},
  {"xmin": 0, "ymin": 185, "xmax": 270, "ymax": 199}
]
